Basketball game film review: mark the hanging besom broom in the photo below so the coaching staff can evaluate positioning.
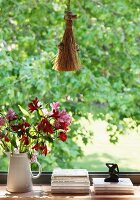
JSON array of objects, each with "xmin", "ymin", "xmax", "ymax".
[{"xmin": 53, "ymin": 0, "xmax": 80, "ymax": 71}]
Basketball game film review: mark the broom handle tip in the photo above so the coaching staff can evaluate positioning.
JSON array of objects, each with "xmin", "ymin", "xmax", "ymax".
[{"xmin": 67, "ymin": 0, "xmax": 71, "ymax": 12}]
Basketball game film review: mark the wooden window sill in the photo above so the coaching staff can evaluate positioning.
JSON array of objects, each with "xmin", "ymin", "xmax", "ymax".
[{"xmin": 0, "ymin": 185, "xmax": 140, "ymax": 199}]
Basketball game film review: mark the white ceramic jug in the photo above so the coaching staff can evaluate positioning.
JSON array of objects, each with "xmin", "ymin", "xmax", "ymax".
[{"xmin": 6, "ymin": 153, "xmax": 41, "ymax": 193}]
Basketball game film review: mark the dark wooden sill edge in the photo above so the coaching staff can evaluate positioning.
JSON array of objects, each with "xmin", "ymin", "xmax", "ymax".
[{"xmin": 0, "ymin": 172, "xmax": 140, "ymax": 185}]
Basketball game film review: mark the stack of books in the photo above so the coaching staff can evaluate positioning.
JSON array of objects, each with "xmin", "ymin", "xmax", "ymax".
[
  {"xmin": 51, "ymin": 168, "xmax": 90, "ymax": 194},
  {"xmin": 92, "ymin": 178, "xmax": 134, "ymax": 195}
]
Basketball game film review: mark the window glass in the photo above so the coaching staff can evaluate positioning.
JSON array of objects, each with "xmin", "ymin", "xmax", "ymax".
[{"xmin": 0, "ymin": 0, "xmax": 139, "ymax": 174}]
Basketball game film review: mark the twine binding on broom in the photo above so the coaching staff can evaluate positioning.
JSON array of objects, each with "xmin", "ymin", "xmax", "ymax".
[{"xmin": 53, "ymin": 11, "xmax": 80, "ymax": 71}]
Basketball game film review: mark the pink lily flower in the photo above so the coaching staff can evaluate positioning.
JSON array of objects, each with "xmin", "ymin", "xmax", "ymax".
[{"xmin": 50, "ymin": 102, "xmax": 60, "ymax": 111}]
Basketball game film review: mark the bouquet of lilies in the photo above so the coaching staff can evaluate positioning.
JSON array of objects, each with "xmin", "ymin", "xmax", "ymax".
[{"xmin": 0, "ymin": 98, "xmax": 72, "ymax": 157}]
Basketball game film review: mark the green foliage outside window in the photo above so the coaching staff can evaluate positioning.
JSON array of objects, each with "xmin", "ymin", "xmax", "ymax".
[{"xmin": 0, "ymin": 0, "xmax": 140, "ymax": 170}]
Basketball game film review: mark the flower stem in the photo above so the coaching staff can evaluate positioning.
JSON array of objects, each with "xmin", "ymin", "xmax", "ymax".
[
  {"xmin": 1, "ymin": 140, "xmax": 10, "ymax": 152},
  {"xmin": 19, "ymin": 139, "xmax": 23, "ymax": 153}
]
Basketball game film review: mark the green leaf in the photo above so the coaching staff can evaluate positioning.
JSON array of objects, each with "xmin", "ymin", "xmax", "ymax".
[
  {"xmin": 18, "ymin": 105, "xmax": 30, "ymax": 117},
  {"xmin": 11, "ymin": 135, "xmax": 18, "ymax": 148},
  {"xmin": 38, "ymin": 109, "xmax": 44, "ymax": 116}
]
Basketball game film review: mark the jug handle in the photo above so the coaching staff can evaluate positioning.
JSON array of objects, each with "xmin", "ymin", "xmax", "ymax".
[{"xmin": 31, "ymin": 161, "xmax": 42, "ymax": 179}]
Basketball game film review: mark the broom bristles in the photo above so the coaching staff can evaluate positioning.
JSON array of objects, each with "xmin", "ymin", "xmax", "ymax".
[{"xmin": 53, "ymin": 12, "xmax": 80, "ymax": 71}]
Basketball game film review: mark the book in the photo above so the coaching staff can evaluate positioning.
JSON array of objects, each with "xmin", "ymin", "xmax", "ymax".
[
  {"xmin": 92, "ymin": 178, "xmax": 134, "ymax": 195},
  {"xmin": 51, "ymin": 189, "xmax": 90, "ymax": 194},
  {"xmin": 94, "ymin": 190, "xmax": 134, "ymax": 195},
  {"xmin": 51, "ymin": 176, "xmax": 89, "ymax": 181},
  {"xmin": 51, "ymin": 181, "xmax": 90, "ymax": 186},
  {"xmin": 51, "ymin": 168, "xmax": 90, "ymax": 194},
  {"xmin": 52, "ymin": 168, "xmax": 88, "ymax": 177},
  {"xmin": 51, "ymin": 186, "xmax": 90, "ymax": 189},
  {"xmin": 93, "ymin": 178, "xmax": 133, "ymax": 187}
]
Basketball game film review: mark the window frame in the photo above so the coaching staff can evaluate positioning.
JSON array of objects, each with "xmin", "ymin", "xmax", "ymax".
[{"xmin": 0, "ymin": 172, "xmax": 140, "ymax": 185}]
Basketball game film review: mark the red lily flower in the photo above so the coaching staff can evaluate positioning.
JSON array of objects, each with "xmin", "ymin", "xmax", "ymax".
[
  {"xmin": 59, "ymin": 132, "xmax": 67, "ymax": 142},
  {"xmin": 4, "ymin": 136, "xmax": 10, "ymax": 142},
  {"xmin": 11, "ymin": 121, "xmax": 30, "ymax": 134},
  {"xmin": 21, "ymin": 135, "xmax": 29, "ymax": 145},
  {"xmin": 21, "ymin": 122, "xmax": 30, "ymax": 133},
  {"xmin": 28, "ymin": 97, "xmax": 41, "ymax": 112},
  {"xmin": 39, "ymin": 143, "xmax": 48, "ymax": 156},
  {"xmin": 11, "ymin": 124, "xmax": 21, "ymax": 132},
  {"xmin": 38, "ymin": 118, "xmax": 54, "ymax": 134},
  {"xmin": 32, "ymin": 143, "xmax": 39, "ymax": 151},
  {"xmin": 55, "ymin": 121, "xmax": 69, "ymax": 131},
  {"xmin": 51, "ymin": 110, "xmax": 60, "ymax": 120}
]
